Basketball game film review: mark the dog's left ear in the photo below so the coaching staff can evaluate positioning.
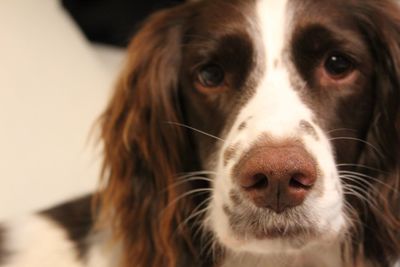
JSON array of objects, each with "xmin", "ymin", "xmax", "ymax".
[
  {"xmin": 97, "ymin": 3, "xmax": 205, "ymax": 267},
  {"xmin": 354, "ymin": 1, "xmax": 400, "ymax": 264}
]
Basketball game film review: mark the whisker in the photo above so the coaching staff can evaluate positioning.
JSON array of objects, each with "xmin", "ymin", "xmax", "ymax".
[
  {"xmin": 342, "ymin": 184, "xmax": 380, "ymax": 210},
  {"xmin": 336, "ymin": 163, "xmax": 385, "ymax": 173},
  {"xmin": 341, "ymin": 175, "xmax": 382, "ymax": 200},
  {"xmin": 339, "ymin": 171, "xmax": 398, "ymax": 193},
  {"xmin": 172, "ymin": 200, "xmax": 211, "ymax": 242},
  {"xmin": 176, "ymin": 171, "xmax": 216, "ymax": 180},
  {"xmin": 201, "ymin": 234, "xmax": 217, "ymax": 258},
  {"xmin": 196, "ymin": 215, "xmax": 213, "ymax": 247},
  {"xmin": 165, "ymin": 121, "xmax": 225, "ymax": 142},
  {"xmin": 341, "ymin": 174, "xmax": 400, "ymax": 219},
  {"xmin": 329, "ymin": 136, "xmax": 384, "ymax": 158},
  {"xmin": 344, "ymin": 189, "xmax": 395, "ymax": 222},
  {"xmin": 163, "ymin": 176, "xmax": 213, "ymax": 193},
  {"xmin": 341, "ymin": 203, "xmax": 364, "ymax": 236},
  {"xmin": 193, "ymin": 211, "xmax": 212, "ymax": 241},
  {"xmin": 342, "ymin": 187, "xmax": 374, "ymax": 209},
  {"xmin": 178, "ymin": 205, "xmax": 210, "ymax": 232},
  {"xmin": 161, "ymin": 188, "xmax": 213, "ymax": 215}
]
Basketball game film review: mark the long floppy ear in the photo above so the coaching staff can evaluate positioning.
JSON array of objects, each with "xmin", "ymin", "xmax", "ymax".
[
  {"xmin": 98, "ymin": 4, "xmax": 204, "ymax": 267},
  {"xmin": 352, "ymin": 2, "xmax": 400, "ymax": 265}
]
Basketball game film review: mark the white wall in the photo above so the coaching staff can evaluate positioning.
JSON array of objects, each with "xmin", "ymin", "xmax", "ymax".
[{"xmin": 0, "ymin": 0, "xmax": 125, "ymax": 219}]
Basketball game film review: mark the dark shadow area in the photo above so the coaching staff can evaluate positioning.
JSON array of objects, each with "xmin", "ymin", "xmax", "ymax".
[{"xmin": 62, "ymin": 0, "xmax": 185, "ymax": 47}]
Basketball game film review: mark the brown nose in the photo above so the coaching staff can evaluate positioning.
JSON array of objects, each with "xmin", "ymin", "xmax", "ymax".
[{"xmin": 236, "ymin": 145, "xmax": 317, "ymax": 213}]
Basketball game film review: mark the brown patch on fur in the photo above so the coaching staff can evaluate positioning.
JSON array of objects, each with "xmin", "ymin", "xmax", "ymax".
[
  {"xmin": 238, "ymin": 122, "xmax": 247, "ymax": 131},
  {"xmin": 222, "ymin": 205, "xmax": 232, "ymax": 216},
  {"xmin": 229, "ymin": 189, "xmax": 242, "ymax": 206},
  {"xmin": 299, "ymin": 120, "xmax": 319, "ymax": 140},
  {"xmin": 223, "ymin": 143, "xmax": 240, "ymax": 166},
  {"xmin": 41, "ymin": 195, "xmax": 94, "ymax": 259}
]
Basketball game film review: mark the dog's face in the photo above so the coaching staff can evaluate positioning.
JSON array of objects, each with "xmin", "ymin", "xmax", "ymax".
[
  {"xmin": 101, "ymin": 0, "xmax": 400, "ymax": 265},
  {"xmin": 180, "ymin": 0, "xmax": 375, "ymax": 253}
]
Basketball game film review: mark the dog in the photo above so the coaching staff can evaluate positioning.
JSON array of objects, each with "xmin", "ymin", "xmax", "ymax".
[{"xmin": 1, "ymin": 0, "xmax": 400, "ymax": 266}]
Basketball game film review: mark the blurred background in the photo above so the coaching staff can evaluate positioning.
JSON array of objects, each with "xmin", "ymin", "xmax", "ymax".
[{"xmin": 0, "ymin": 0, "xmax": 183, "ymax": 219}]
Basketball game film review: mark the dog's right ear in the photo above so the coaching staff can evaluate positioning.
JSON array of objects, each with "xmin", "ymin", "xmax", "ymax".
[
  {"xmin": 351, "ymin": 1, "xmax": 400, "ymax": 265},
  {"xmin": 97, "ymin": 3, "xmax": 203, "ymax": 267}
]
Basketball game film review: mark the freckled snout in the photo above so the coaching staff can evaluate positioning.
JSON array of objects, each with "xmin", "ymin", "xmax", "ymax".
[{"xmin": 236, "ymin": 144, "xmax": 317, "ymax": 213}]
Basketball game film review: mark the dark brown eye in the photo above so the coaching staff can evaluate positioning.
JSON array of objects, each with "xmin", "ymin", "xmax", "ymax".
[
  {"xmin": 197, "ymin": 64, "xmax": 225, "ymax": 88},
  {"xmin": 324, "ymin": 53, "xmax": 354, "ymax": 79}
]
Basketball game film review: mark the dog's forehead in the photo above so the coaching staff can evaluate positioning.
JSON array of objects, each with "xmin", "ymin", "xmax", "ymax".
[
  {"xmin": 255, "ymin": 0, "xmax": 290, "ymax": 70},
  {"xmin": 253, "ymin": 0, "xmax": 358, "ymax": 67},
  {"xmin": 191, "ymin": 0, "xmax": 347, "ymax": 67}
]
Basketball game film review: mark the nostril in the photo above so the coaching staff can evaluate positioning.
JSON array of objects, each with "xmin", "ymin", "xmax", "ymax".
[
  {"xmin": 289, "ymin": 173, "xmax": 315, "ymax": 190},
  {"xmin": 241, "ymin": 173, "xmax": 268, "ymax": 190},
  {"xmin": 252, "ymin": 173, "xmax": 269, "ymax": 189}
]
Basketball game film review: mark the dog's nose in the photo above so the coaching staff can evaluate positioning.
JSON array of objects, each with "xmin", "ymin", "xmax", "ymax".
[{"xmin": 237, "ymin": 145, "xmax": 317, "ymax": 213}]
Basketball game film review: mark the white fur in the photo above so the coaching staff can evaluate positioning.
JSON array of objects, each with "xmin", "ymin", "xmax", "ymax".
[
  {"xmin": 1, "ymin": 215, "xmax": 121, "ymax": 267},
  {"xmin": 258, "ymin": 0, "xmax": 290, "ymax": 71},
  {"xmin": 1, "ymin": 215, "xmax": 85, "ymax": 267},
  {"xmin": 208, "ymin": 0, "xmax": 346, "ymax": 264},
  {"xmin": 85, "ymin": 231, "xmax": 120, "ymax": 267}
]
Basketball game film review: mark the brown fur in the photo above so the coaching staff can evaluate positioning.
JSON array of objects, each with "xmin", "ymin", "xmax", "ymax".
[
  {"xmin": 97, "ymin": 3, "xmax": 208, "ymax": 267},
  {"xmin": 347, "ymin": 1, "xmax": 400, "ymax": 265}
]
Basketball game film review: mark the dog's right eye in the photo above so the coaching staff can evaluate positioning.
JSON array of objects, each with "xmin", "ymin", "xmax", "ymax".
[
  {"xmin": 323, "ymin": 53, "xmax": 355, "ymax": 80},
  {"xmin": 196, "ymin": 64, "xmax": 225, "ymax": 88}
]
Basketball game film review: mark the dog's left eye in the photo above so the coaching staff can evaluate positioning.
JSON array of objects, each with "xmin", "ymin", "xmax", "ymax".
[
  {"xmin": 197, "ymin": 64, "xmax": 225, "ymax": 88},
  {"xmin": 324, "ymin": 53, "xmax": 354, "ymax": 79}
]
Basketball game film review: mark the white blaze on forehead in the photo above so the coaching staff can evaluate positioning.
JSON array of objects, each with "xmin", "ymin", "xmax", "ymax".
[
  {"xmin": 257, "ymin": 0, "xmax": 290, "ymax": 70},
  {"xmin": 230, "ymin": 0, "xmax": 310, "ymax": 141}
]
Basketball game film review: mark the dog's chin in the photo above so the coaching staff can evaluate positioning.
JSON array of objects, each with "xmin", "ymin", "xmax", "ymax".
[
  {"xmin": 217, "ymin": 229, "xmax": 311, "ymax": 254},
  {"xmin": 209, "ymin": 189, "xmax": 347, "ymax": 256},
  {"xmin": 212, "ymin": 208, "xmax": 346, "ymax": 255},
  {"xmin": 218, "ymin": 226, "xmax": 341, "ymax": 255}
]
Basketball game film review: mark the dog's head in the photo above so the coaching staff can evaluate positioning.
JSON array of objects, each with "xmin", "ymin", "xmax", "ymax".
[{"xmin": 99, "ymin": 0, "xmax": 400, "ymax": 266}]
